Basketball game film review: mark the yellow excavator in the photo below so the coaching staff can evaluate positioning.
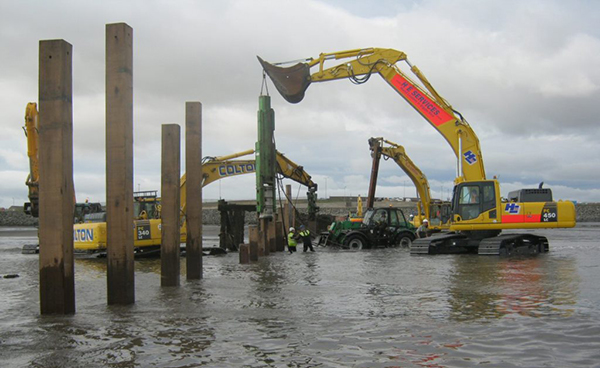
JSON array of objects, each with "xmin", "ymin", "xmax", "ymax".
[
  {"xmin": 259, "ymin": 48, "xmax": 576, "ymax": 255},
  {"xmin": 72, "ymin": 148, "xmax": 317, "ymax": 255},
  {"xmin": 23, "ymin": 103, "xmax": 318, "ymax": 255},
  {"xmin": 23, "ymin": 103, "xmax": 39, "ymax": 217},
  {"xmin": 23, "ymin": 102, "xmax": 103, "ymax": 222},
  {"xmin": 367, "ymin": 137, "xmax": 451, "ymax": 230}
]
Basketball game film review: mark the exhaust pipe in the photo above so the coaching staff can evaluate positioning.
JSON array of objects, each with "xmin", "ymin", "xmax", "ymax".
[{"xmin": 257, "ymin": 56, "xmax": 312, "ymax": 104}]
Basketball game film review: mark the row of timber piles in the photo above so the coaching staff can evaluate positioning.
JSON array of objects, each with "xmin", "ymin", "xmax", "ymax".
[
  {"xmin": 37, "ymin": 23, "xmax": 204, "ymax": 315},
  {"xmin": 239, "ymin": 214, "xmax": 288, "ymax": 263},
  {"xmin": 36, "ymin": 23, "xmax": 310, "ymax": 315}
]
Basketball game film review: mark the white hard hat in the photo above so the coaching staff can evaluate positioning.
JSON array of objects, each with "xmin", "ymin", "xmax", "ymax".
[
  {"xmin": 289, "ymin": 227, "xmax": 295, "ymax": 232},
  {"xmin": 423, "ymin": 219, "xmax": 428, "ymax": 223}
]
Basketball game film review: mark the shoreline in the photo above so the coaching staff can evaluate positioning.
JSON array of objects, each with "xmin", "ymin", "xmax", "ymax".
[{"xmin": 2, "ymin": 201, "xmax": 599, "ymax": 227}]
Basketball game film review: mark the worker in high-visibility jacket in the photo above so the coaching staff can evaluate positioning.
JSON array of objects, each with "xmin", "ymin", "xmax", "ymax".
[
  {"xmin": 287, "ymin": 227, "xmax": 298, "ymax": 253},
  {"xmin": 298, "ymin": 224, "xmax": 315, "ymax": 252}
]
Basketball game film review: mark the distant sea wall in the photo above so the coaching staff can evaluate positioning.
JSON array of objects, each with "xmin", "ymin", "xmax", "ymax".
[
  {"xmin": 572, "ymin": 203, "xmax": 600, "ymax": 223},
  {"xmin": 1, "ymin": 202, "xmax": 597, "ymax": 226},
  {"xmin": 0, "ymin": 211, "xmax": 38, "ymax": 227}
]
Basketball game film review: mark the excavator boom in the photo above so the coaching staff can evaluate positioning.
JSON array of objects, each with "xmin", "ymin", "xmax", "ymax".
[
  {"xmin": 180, "ymin": 149, "xmax": 317, "ymax": 214},
  {"xmin": 368, "ymin": 137, "xmax": 432, "ymax": 219},
  {"xmin": 259, "ymin": 48, "xmax": 486, "ymax": 183},
  {"xmin": 367, "ymin": 137, "xmax": 451, "ymax": 229}
]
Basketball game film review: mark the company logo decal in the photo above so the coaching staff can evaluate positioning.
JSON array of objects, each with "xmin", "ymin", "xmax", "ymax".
[
  {"xmin": 505, "ymin": 203, "xmax": 520, "ymax": 214},
  {"xmin": 74, "ymin": 228, "xmax": 94, "ymax": 242},
  {"xmin": 463, "ymin": 150, "xmax": 478, "ymax": 165},
  {"xmin": 218, "ymin": 163, "xmax": 256, "ymax": 177}
]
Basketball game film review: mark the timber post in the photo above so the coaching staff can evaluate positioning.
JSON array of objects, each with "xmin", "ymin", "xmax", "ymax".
[
  {"xmin": 161, "ymin": 124, "xmax": 181, "ymax": 287},
  {"xmin": 239, "ymin": 244, "xmax": 250, "ymax": 264},
  {"xmin": 38, "ymin": 39, "xmax": 76, "ymax": 315},
  {"xmin": 275, "ymin": 216, "xmax": 285, "ymax": 252},
  {"xmin": 248, "ymin": 225, "xmax": 259, "ymax": 261},
  {"xmin": 106, "ymin": 23, "xmax": 135, "ymax": 305},
  {"xmin": 185, "ymin": 102, "xmax": 203, "ymax": 280}
]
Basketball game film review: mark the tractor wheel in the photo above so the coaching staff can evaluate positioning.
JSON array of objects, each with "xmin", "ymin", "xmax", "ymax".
[
  {"xmin": 392, "ymin": 233, "xmax": 414, "ymax": 248},
  {"xmin": 344, "ymin": 234, "xmax": 367, "ymax": 250},
  {"xmin": 398, "ymin": 234, "xmax": 414, "ymax": 248}
]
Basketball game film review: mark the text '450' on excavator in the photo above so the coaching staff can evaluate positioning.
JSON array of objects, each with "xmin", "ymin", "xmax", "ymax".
[{"xmin": 258, "ymin": 47, "xmax": 576, "ymax": 255}]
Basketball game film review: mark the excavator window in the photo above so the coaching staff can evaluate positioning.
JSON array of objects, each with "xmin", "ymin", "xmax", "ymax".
[
  {"xmin": 458, "ymin": 185, "xmax": 482, "ymax": 220},
  {"xmin": 456, "ymin": 182, "xmax": 496, "ymax": 221},
  {"xmin": 481, "ymin": 183, "xmax": 496, "ymax": 213}
]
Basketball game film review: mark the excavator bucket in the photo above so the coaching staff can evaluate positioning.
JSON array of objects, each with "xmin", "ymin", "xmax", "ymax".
[{"xmin": 257, "ymin": 56, "xmax": 311, "ymax": 104}]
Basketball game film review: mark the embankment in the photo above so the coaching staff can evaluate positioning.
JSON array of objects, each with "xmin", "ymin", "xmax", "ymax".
[{"xmin": 1, "ymin": 202, "xmax": 597, "ymax": 227}]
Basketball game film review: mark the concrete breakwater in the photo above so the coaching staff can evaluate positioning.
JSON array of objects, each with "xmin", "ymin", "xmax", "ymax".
[{"xmin": 1, "ymin": 202, "xmax": 596, "ymax": 227}]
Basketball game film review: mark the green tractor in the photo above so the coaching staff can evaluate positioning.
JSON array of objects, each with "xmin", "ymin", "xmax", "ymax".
[{"xmin": 318, "ymin": 207, "xmax": 417, "ymax": 250}]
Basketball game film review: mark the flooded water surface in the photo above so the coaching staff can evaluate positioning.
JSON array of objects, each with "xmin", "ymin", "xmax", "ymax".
[{"xmin": 1, "ymin": 225, "xmax": 600, "ymax": 367}]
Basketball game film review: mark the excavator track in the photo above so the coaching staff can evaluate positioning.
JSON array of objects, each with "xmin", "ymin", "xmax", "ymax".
[
  {"xmin": 477, "ymin": 233, "xmax": 549, "ymax": 255},
  {"xmin": 411, "ymin": 232, "xmax": 549, "ymax": 256},
  {"xmin": 410, "ymin": 233, "xmax": 475, "ymax": 255}
]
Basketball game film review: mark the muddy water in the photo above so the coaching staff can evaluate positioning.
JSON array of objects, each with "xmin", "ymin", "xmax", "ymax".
[{"xmin": 1, "ymin": 225, "xmax": 599, "ymax": 367}]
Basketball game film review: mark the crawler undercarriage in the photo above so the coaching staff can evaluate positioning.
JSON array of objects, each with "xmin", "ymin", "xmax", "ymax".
[{"xmin": 411, "ymin": 232, "xmax": 549, "ymax": 255}]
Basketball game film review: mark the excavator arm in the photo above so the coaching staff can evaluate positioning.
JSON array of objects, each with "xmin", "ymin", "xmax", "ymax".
[
  {"xmin": 179, "ymin": 149, "xmax": 318, "ymax": 216},
  {"xmin": 258, "ymin": 48, "xmax": 486, "ymax": 183},
  {"xmin": 275, "ymin": 152, "xmax": 317, "ymax": 191},
  {"xmin": 23, "ymin": 102, "xmax": 39, "ymax": 216},
  {"xmin": 368, "ymin": 137, "xmax": 432, "ymax": 222}
]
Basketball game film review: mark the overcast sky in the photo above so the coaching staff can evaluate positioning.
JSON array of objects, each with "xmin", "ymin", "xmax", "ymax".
[{"xmin": 1, "ymin": 0, "xmax": 599, "ymax": 209}]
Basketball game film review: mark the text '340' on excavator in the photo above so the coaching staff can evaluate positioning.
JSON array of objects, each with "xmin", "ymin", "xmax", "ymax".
[{"xmin": 258, "ymin": 48, "xmax": 576, "ymax": 255}]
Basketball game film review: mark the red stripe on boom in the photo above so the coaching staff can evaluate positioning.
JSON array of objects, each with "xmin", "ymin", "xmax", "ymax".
[{"xmin": 390, "ymin": 74, "xmax": 454, "ymax": 127}]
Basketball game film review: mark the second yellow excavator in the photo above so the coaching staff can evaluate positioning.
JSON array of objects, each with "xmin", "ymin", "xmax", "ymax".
[
  {"xmin": 367, "ymin": 137, "xmax": 451, "ymax": 230},
  {"xmin": 72, "ymin": 148, "xmax": 317, "ymax": 255},
  {"xmin": 23, "ymin": 102, "xmax": 319, "ymax": 256}
]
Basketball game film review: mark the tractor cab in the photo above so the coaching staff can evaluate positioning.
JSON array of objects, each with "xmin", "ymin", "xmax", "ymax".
[{"xmin": 319, "ymin": 207, "xmax": 417, "ymax": 249}]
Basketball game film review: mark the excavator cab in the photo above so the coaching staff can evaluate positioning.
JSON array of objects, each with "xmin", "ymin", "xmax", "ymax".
[
  {"xmin": 133, "ymin": 191, "xmax": 160, "ymax": 220},
  {"xmin": 452, "ymin": 181, "xmax": 498, "ymax": 223},
  {"xmin": 257, "ymin": 57, "xmax": 311, "ymax": 104}
]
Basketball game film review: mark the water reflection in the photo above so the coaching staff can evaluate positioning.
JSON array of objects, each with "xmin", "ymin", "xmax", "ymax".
[
  {"xmin": 447, "ymin": 255, "xmax": 578, "ymax": 321},
  {"xmin": 3, "ymin": 225, "xmax": 599, "ymax": 367}
]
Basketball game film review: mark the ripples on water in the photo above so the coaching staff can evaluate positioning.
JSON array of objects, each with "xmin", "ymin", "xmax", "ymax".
[{"xmin": 1, "ymin": 225, "xmax": 600, "ymax": 367}]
